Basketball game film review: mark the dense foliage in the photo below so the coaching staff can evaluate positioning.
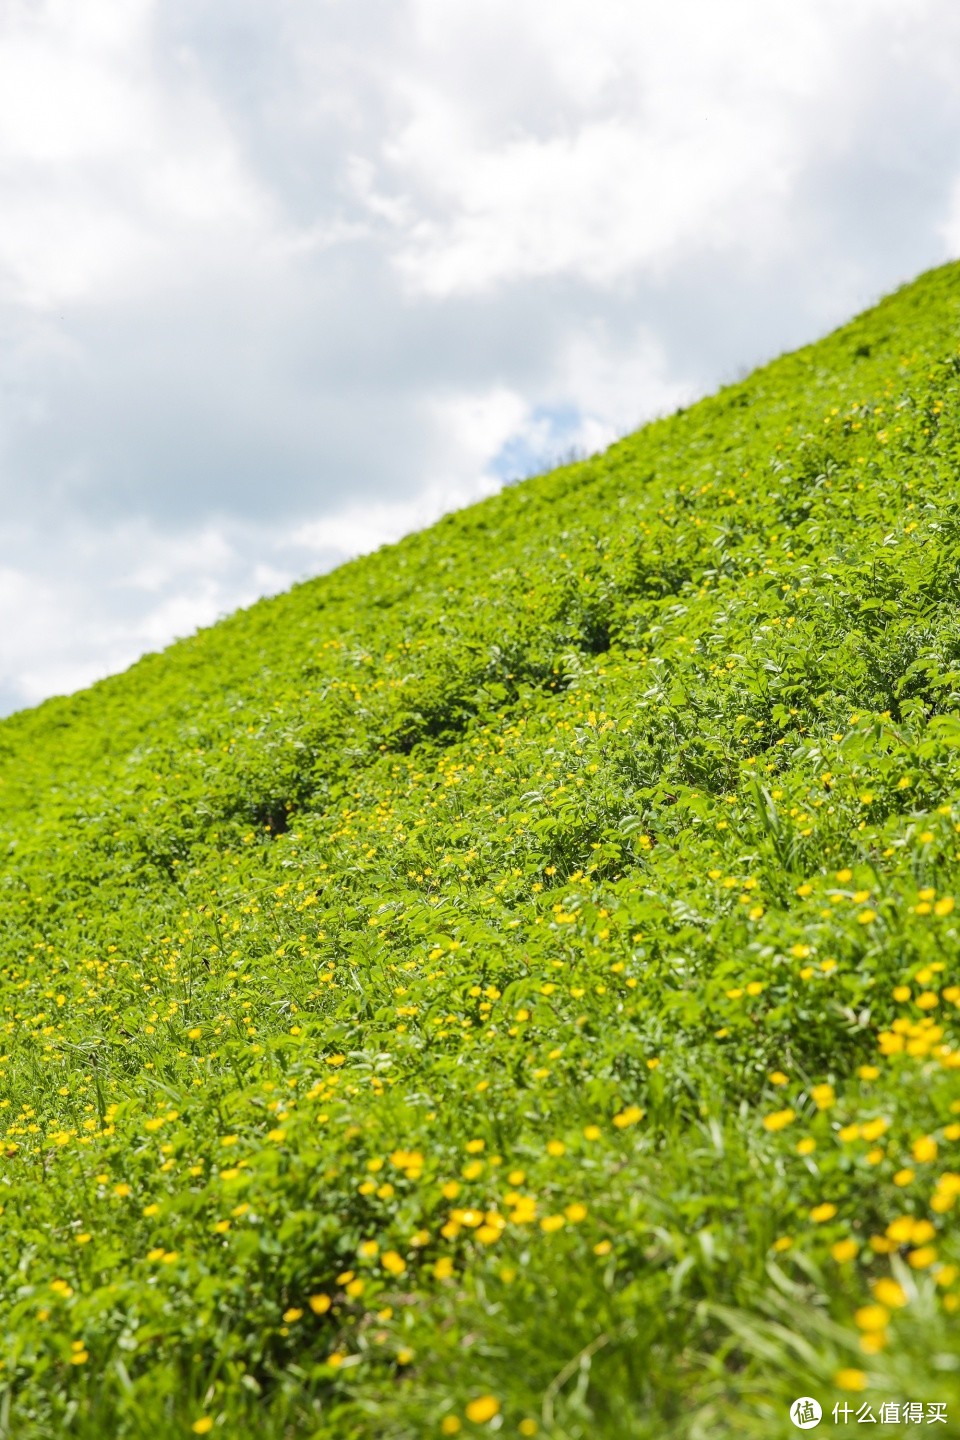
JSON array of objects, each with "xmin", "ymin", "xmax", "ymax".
[{"xmin": 3, "ymin": 263, "xmax": 960, "ymax": 1438}]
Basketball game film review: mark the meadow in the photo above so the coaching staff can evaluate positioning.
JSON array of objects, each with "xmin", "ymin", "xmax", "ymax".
[{"xmin": 2, "ymin": 262, "xmax": 960, "ymax": 1436}]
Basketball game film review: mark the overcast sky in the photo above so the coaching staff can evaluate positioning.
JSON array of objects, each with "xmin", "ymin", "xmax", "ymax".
[{"xmin": 2, "ymin": 0, "xmax": 960, "ymax": 713}]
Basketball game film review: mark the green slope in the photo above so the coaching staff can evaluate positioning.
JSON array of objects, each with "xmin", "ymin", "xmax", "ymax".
[{"xmin": 4, "ymin": 263, "xmax": 960, "ymax": 1438}]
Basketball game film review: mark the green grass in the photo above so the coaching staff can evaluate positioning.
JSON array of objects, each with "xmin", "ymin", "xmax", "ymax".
[{"xmin": 3, "ymin": 261, "xmax": 960, "ymax": 1438}]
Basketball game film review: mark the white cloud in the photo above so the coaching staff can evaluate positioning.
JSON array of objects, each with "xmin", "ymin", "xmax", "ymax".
[
  {"xmin": 0, "ymin": 0, "xmax": 274, "ymax": 310},
  {"xmin": 940, "ymin": 177, "xmax": 960, "ymax": 254},
  {"xmin": 548, "ymin": 330, "xmax": 693, "ymax": 453},
  {"xmin": 0, "ymin": 520, "xmax": 253, "ymax": 708},
  {"xmin": 381, "ymin": 0, "xmax": 945, "ymax": 297}
]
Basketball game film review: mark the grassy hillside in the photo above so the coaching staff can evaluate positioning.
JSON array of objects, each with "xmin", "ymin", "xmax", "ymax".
[{"xmin": 4, "ymin": 263, "xmax": 960, "ymax": 1439}]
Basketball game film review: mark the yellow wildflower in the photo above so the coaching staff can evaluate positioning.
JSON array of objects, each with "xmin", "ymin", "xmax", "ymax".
[
  {"xmin": 873, "ymin": 1278, "xmax": 907, "ymax": 1308},
  {"xmin": 465, "ymin": 1397, "xmax": 500, "ymax": 1424},
  {"xmin": 835, "ymin": 1369, "xmax": 867, "ymax": 1391}
]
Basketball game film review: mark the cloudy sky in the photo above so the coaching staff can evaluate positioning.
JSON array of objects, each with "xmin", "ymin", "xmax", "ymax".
[{"xmin": 2, "ymin": 0, "xmax": 960, "ymax": 713}]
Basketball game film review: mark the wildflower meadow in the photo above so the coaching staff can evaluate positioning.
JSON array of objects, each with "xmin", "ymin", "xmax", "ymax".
[{"xmin": 3, "ymin": 263, "xmax": 960, "ymax": 1436}]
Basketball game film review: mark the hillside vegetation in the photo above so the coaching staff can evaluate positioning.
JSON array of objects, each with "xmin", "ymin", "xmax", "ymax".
[{"xmin": 4, "ymin": 264, "xmax": 960, "ymax": 1438}]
